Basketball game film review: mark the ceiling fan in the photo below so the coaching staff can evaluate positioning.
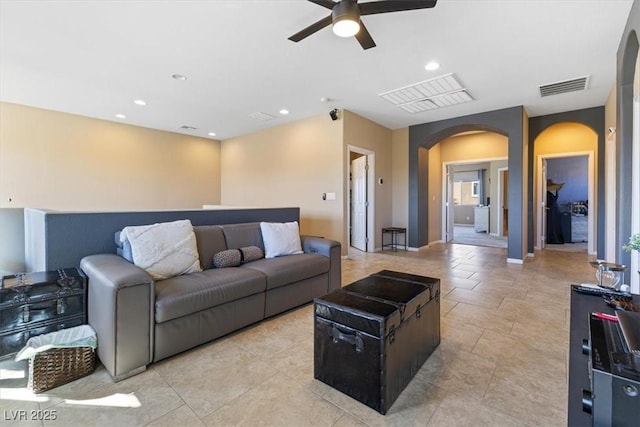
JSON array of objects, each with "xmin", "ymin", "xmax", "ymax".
[{"xmin": 288, "ymin": 0, "xmax": 438, "ymax": 50}]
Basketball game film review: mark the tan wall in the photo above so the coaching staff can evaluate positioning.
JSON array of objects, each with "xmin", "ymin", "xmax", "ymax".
[
  {"xmin": 221, "ymin": 113, "xmax": 344, "ymax": 247},
  {"xmin": 0, "ymin": 102, "xmax": 222, "ymax": 274},
  {"xmin": 533, "ymin": 122, "xmax": 598, "ymax": 250},
  {"xmin": 343, "ymin": 110, "xmax": 393, "ymax": 250},
  {"xmin": 428, "ymin": 143, "xmax": 442, "ymax": 243},
  {"xmin": 440, "ymin": 132, "xmax": 508, "ymax": 163},
  {"xmin": 391, "ymin": 128, "xmax": 409, "ymax": 231},
  {"xmin": 0, "ymin": 102, "xmax": 221, "ymax": 210}
]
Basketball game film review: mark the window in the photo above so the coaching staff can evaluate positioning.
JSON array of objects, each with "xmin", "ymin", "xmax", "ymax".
[{"xmin": 471, "ymin": 181, "xmax": 479, "ymax": 197}]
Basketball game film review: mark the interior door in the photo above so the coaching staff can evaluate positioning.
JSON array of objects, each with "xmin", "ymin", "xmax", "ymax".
[
  {"xmin": 351, "ymin": 155, "xmax": 367, "ymax": 251},
  {"xmin": 540, "ymin": 159, "xmax": 547, "ymax": 248},
  {"xmin": 446, "ymin": 165, "xmax": 454, "ymax": 242}
]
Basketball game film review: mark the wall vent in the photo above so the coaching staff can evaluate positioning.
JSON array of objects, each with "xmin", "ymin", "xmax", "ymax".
[
  {"xmin": 179, "ymin": 125, "xmax": 198, "ymax": 130},
  {"xmin": 379, "ymin": 73, "xmax": 474, "ymax": 113},
  {"xmin": 539, "ymin": 76, "xmax": 589, "ymax": 97}
]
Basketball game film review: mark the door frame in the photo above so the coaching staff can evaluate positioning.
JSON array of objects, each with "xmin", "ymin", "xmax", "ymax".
[
  {"xmin": 536, "ymin": 151, "xmax": 595, "ymax": 254},
  {"xmin": 347, "ymin": 145, "xmax": 375, "ymax": 252},
  {"xmin": 496, "ymin": 167, "xmax": 509, "ymax": 237},
  {"xmin": 441, "ymin": 157, "xmax": 507, "ymax": 242}
]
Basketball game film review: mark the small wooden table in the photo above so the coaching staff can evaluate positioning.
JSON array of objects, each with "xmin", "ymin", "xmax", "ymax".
[{"xmin": 382, "ymin": 227, "xmax": 407, "ymax": 251}]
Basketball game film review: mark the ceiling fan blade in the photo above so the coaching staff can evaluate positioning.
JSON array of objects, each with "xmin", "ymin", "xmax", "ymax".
[
  {"xmin": 360, "ymin": 0, "xmax": 437, "ymax": 16},
  {"xmin": 307, "ymin": 0, "xmax": 337, "ymax": 10},
  {"xmin": 354, "ymin": 22, "xmax": 376, "ymax": 50},
  {"xmin": 288, "ymin": 15, "xmax": 333, "ymax": 42}
]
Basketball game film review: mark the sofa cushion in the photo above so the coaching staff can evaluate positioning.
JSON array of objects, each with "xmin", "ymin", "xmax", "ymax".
[
  {"xmin": 154, "ymin": 268, "xmax": 266, "ymax": 323},
  {"xmin": 241, "ymin": 253, "xmax": 329, "ymax": 290},
  {"xmin": 219, "ymin": 223, "xmax": 265, "ymax": 251},
  {"xmin": 193, "ymin": 226, "xmax": 228, "ymax": 269}
]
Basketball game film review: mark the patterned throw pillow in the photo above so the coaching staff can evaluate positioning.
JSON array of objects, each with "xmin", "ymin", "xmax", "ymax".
[
  {"xmin": 240, "ymin": 246, "xmax": 264, "ymax": 263},
  {"xmin": 213, "ymin": 249, "xmax": 242, "ymax": 268},
  {"xmin": 213, "ymin": 246, "xmax": 264, "ymax": 268}
]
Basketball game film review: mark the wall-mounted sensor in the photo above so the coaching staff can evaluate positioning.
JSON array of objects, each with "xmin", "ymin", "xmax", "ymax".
[{"xmin": 329, "ymin": 109, "xmax": 339, "ymax": 121}]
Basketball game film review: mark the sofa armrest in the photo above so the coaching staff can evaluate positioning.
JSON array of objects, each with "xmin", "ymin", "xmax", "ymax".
[
  {"xmin": 301, "ymin": 236, "xmax": 342, "ymax": 292},
  {"xmin": 80, "ymin": 254, "xmax": 154, "ymax": 381}
]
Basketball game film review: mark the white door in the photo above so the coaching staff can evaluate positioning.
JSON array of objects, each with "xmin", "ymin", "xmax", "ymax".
[
  {"xmin": 351, "ymin": 156, "xmax": 367, "ymax": 251},
  {"xmin": 446, "ymin": 165, "xmax": 454, "ymax": 242},
  {"xmin": 540, "ymin": 159, "xmax": 548, "ymax": 249}
]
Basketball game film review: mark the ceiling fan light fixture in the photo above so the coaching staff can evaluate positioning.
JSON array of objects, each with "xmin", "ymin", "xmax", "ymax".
[
  {"xmin": 332, "ymin": 0, "xmax": 360, "ymax": 38},
  {"xmin": 333, "ymin": 19, "xmax": 360, "ymax": 37}
]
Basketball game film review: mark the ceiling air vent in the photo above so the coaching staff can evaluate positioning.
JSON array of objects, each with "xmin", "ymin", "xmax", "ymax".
[
  {"xmin": 379, "ymin": 73, "xmax": 474, "ymax": 114},
  {"xmin": 180, "ymin": 125, "xmax": 198, "ymax": 130},
  {"xmin": 248, "ymin": 112, "xmax": 276, "ymax": 121},
  {"xmin": 539, "ymin": 76, "xmax": 589, "ymax": 97}
]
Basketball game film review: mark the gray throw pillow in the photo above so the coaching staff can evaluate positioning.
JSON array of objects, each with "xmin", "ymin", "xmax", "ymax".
[
  {"xmin": 240, "ymin": 246, "xmax": 264, "ymax": 263},
  {"xmin": 213, "ymin": 246, "xmax": 264, "ymax": 268}
]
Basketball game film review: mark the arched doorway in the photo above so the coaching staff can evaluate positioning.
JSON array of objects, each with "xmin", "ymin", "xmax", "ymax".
[
  {"xmin": 429, "ymin": 131, "xmax": 508, "ymax": 249},
  {"xmin": 409, "ymin": 106, "xmax": 527, "ymax": 263},
  {"xmin": 533, "ymin": 123, "xmax": 597, "ymax": 254}
]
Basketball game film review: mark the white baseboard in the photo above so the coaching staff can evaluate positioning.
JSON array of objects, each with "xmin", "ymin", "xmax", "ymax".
[
  {"xmin": 527, "ymin": 253, "xmax": 535, "ymax": 258},
  {"xmin": 507, "ymin": 258, "xmax": 524, "ymax": 265}
]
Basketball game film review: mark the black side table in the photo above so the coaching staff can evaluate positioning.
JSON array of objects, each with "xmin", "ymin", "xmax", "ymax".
[{"xmin": 382, "ymin": 227, "xmax": 407, "ymax": 251}]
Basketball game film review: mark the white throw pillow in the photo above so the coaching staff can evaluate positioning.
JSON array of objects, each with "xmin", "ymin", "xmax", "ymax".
[
  {"xmin": 120, "ymin": 219, "xmax": 202, "ymax": 280},
  {"xmin": 260, "ymin": 221, "xmax": 303, "ymax": 258}
]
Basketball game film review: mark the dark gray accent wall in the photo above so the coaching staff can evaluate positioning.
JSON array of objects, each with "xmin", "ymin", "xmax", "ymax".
[
  {"xmin": 24, "ymin": 207, "xmax": 300, "ymax": 271},
  {"xmin": 527, "ymin": 107, "xmax": 605, "ymax": 258},
  {"xmin": 409, "ymin": 106, "xmax": 525, "ymax": 260},
  {"xmin": 616, "ymin": 2, "xmax": 640, "ymax": 284}
]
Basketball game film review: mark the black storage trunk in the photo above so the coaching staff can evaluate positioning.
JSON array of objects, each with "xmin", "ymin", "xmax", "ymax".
[
  {"xmin": 0, "ymin": 268, "xmax": 87, "ymax": 358},
  {"xmin": 314, "ymin": 270, "xmax": 440, "ymax": 414}
]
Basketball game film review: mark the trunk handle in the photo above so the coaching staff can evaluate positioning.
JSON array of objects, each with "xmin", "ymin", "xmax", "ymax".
[{"xmin": 331, "ymin": 325, "xmax": 364, "ymax": 353}]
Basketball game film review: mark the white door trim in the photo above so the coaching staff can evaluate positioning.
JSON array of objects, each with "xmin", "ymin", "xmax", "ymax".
[
  {"xmin": 441, "ymin": 157, "xmax": 508, "ymax": 243},
  {"xmin": 536, "ymin": 151, "xmax": 595, "ymax": 254},
  {"xmin": 347, "ymin": 145, "xmax": 375, "ymax": 253}
]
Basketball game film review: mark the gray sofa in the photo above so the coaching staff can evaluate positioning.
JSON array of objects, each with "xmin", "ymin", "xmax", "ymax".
[{"xmin": 80, "ymin": 222, "xmax": 341, "ymax": 381}]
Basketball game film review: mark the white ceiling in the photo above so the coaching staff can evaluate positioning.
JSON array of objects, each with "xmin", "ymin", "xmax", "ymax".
[{"xmin": 0, "ymin": 0, "xmax": 634, "ymax": 141}]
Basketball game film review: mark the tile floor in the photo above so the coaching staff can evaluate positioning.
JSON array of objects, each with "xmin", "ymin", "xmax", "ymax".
[{"xmin": 0, "ymin": 243, "xmax": 598, "ymax": 426}]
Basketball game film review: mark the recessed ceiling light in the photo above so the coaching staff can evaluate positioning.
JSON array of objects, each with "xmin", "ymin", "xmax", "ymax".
[
  {"xmin": 115, "ymin": 113, "xmax": 126, "ymax": 119},
  {"xmin": 425, "ymin": 61, "xmax": 440, "ymax": 71},
  {"xmin": 172, "ymin": 74, "xmax": 187, "ymax": 81},
  {"xmin": 208, "ymin": 132, "xmax": 217, "ymax": 137},
  {"xmin": 133, "ymin": 99, "xmax": 146, "ymax": 106},
  {"xmin": 279, "ymin": 109, "xmax": 289, "ymax": 115}
]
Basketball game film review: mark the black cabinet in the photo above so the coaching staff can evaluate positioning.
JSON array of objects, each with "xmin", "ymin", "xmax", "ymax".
[{"xmin": 0, "ymin": 268, "xmax": 87, "ymax": 358}]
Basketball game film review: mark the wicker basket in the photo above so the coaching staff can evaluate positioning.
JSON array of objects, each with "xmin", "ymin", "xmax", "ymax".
[{"xmin": 28, "ymin": 346, "xmax": 96, "ymax": 393}]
